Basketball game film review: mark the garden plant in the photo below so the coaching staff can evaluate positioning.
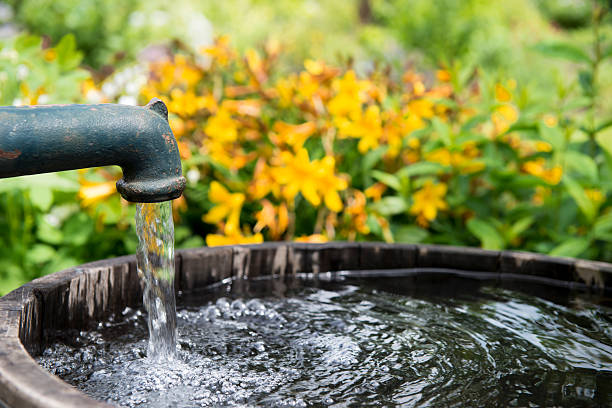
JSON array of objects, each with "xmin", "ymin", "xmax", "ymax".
[{"xmin": 0, "ymin": 0, "xmax": 611, "ymax": 294}]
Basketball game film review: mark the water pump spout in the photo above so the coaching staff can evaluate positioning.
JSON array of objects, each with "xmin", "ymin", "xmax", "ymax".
[{"xmin": 0, "ymin": 98, "xmax": 185, "ymax": 203}]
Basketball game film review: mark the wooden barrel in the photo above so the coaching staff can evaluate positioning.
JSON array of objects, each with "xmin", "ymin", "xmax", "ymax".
[{"xmin": 0, "ymin": 242, "xmax": 611, "ymax": 407}]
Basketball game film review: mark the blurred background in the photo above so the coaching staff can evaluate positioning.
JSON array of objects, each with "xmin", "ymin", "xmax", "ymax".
[{"xmin": 0, "ymin": 0, "xmax": 611, "ymax": 294}]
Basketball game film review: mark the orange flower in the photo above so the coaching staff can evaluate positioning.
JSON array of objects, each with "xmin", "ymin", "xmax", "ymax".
[
  {"xmin": 522, "ymin": 158, "xmax": 563, "ymax": 185},
  {"xmin": 206, "ymin": 231, "xmax": 263, "ymax": 246},
  {"xmin": 254, "ymin": 200, "xmax": 289, "ymax": 239},
  {"xmin": 269, "ymin": 121, "xmax": 317, "ymax": 149},
  {"xmin": 78, "ymin": 180, "xmax": 117, "ymax": 207},
  {"xmin": 294, "ymin": 234, "xmax": 328, "ymax": 243}
]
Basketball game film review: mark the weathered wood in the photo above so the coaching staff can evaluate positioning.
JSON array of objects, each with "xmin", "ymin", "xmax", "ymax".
[
  {"xmin": 417, "ymin": 245, "xmax": 500, "ymax": 272},
  {"xmin": 360, "ymin": 242, "xmax": 417, "ymax": 270},
  {"xmin": 500, "ymin": 251, "xmax": 575, "ymax": 281},
  {"xmin": 178, "ymin": 246, "xmax": 232, "ymax": 291}
]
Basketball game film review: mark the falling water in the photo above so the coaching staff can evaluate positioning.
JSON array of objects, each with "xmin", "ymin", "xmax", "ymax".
[{"xmin": 135, "ymin": 202, "xmax": 177, "ymax": 361}]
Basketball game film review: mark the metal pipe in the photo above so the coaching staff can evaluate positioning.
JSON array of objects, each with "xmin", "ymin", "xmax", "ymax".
[{"xmin": 0, "ymin": 98, "xmax": 185, "ymax": 203}]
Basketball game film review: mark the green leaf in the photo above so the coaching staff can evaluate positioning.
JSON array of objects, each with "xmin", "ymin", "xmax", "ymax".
[
  {"xmin": 563, "ymin": 176, "xmax": 596, "ymax": 221},
  {"xmin": 394, "ymin": 225, "xmax": 429, "ymax": 243},
  {"xmin": 431, "ymin": 117, "xmax": 452, "ymax": 146},
  {"xmin": 593, "ymin": 212, "xmax": 612, "ymax": 238},
  {"xmin": 538, "ymin": 122, "xmax": 564, "ymax": 151},
  {"xmin": 603, "ymin": 45, "xmax": 612, "ymax": 60},
  {"xmin": 397, "ymin": 162, "xmax": 445, "ymax": 179},
  {"xmin": 36, "ymin": 218, "xmax": 63, "ymax": 245},
  {"xmin": 63, "ymin": 213, "xmax": 94, "ymax": 246},
  {"xmin": 26, "ymin": 244, "xmax": 56, "ymax": 264},
  {"xmin": 371, "ymin": 170, "xmax": 401, "ymax": 191},
  {"xmin": 29, "ymin": 187, "xmax": 53, "ymax": 212},
  {"xmin": 596, "ymin": 118, "xmax": 612, "ymax": 133},
  {"xmin": 179, "ymin": 236, "xmax": 206, "ymax": 249},
  {"xmin": 596, "ymin": 131, "xmax": 612, "ymax": 157},
  {"xmin": 507, "ymin": 216, "xmax": 534, "ymax": 241},
  {"xmin": 362, "ymin": 147, "xmax": 386, "ymax": 171},
  {"xmin": 0, "ymin": 173, "xmax": 79, "ymax": 193},
  {"xmin": 460, "ymin": 114, "xmax": 489, "ymax": 132},
  {"xmin": 55, "ymin": 34, "xmax": 83, "ymax": 71},
  {"xmin": 533, "ymin": 42, "xmax": 591, "ymax": 64},
  {"xmin": 466, "ymin": 218, "xmax": 505, "ymax": 250},
  {"xmin": 578, "ymin": 70, "xmax": 594, "ymax": 95},
  {"xmin": 549, "ymin": 238, "xmax": 591, "ymax": 258},
  {"xmin": 564, "ymin": 151, "xmax": 598, "ymax": 182},
  {"xmin": 371, "ymin": 196, "xmax": 407, "ymax": 216}
]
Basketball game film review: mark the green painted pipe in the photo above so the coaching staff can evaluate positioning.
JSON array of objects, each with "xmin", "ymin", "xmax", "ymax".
[{"xmin": 0, "ymin": 98, "xmax": 185, "ymax": 203}]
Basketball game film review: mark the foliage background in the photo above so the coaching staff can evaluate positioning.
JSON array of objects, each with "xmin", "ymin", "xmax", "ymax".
[{"xmin": 0, "ymin": 0, "xmax": 611, "ymax": 294}]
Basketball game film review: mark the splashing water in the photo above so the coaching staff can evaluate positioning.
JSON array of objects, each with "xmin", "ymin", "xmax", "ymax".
[
  {"xmin": 135, "ymin": 202, "xmax": 176, "ymax": 361},
  {"xmin": 38, "ymin": 276, "xmax": 612, "ymax": 407}
]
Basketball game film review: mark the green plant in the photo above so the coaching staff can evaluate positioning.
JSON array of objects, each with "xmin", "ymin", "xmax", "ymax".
[{"xmin": 0, "ymin": 33, "xmax": 88, "ymax": 105}]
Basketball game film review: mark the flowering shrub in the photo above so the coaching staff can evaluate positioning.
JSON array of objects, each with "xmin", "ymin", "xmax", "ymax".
[{"xmin": 76, "ymin": 32, "xmax": 612, "ymax": 261}]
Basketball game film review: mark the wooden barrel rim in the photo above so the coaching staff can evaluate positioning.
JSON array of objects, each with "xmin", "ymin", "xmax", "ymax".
[{"xmin": 1, "ymin": 242, "xmax": 611, "ymax": 407}]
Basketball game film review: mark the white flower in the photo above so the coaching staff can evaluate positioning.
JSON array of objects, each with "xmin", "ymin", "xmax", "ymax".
[
  {"xmin": 118, "ymin": 95, "xmax": 137, "ymax": 106},
  {"xmin": 186, "ymin": 169, "xmax": 200, "ymax": 184},
  {"xmin": 16, "ymin": 64, "xmax": 28, "ymax": 80}
]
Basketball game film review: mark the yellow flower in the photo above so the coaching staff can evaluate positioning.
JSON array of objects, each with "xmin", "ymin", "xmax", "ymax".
[
  {"xmin": 296, "ymin": 71, "xmax": 319, "ymax": 101},
  {"xmin": 304, "ymin": 59, "xmax": 325, "ymax": 75},
  {"xmin": 203, "ymin": 35, "xmax": 235, "ymax": 67},
  {"xmin": 294, "ymin": 234, "xmax": 328, "ymax": 243},
  {"xmin": 270, "ymin": 148, "xmax": 347, "ymax": 211},
  {"xmin": 78, "ymin": 180, "xmax": 117, "ymax": 207},
  {"xmin": 407, "ymin": 99, "xmax": 435, "ymax": 119},
  {"xmin": 436, "ymin": 69, "xmax": 451, "ymax": 82},
  {"xmin": 168, "ymin": 89, "xmax": 208, "ymax": 117},
  {"xmin": 532, "ymin": 186, "xmax": 551, "ymax": 205},
  {"xmin": 543, "ymin": 114, "xmax": 558, "ymax": 128},
  {"xmin": 585, "ymin": 189, "xmax": 605, "ymax": 204},
  {"xmin": 254, "ymin": 200, "xmax": 289, "ymax": 239},
  {"xmin": 203, "ymin": 181, "xmax": 245, "ymax": 235},
  {"xmin": 542, "ymin": 165, "xmax": 562, "ymax": 185},
  {"xmin": 328, "ymin": 70, "xmax": 369, "ymax": 119},
  {"xmin": 272, "ymin": 148, "xmax": 320, "ymax": 206},
  {"xmin": 365, "ymin": 182, "xmax": 386, "ymax": 202},
  {"xmin": 276, "ymin": 75, "xmax": 296, "ymax": 107},
  {"xmin": 410, "ymin": 181, "xmax": 448, "ymax": 226},
  {"xmin": 206, "ymin": 231, "xmax": 263, "ymax": 246},
  {"xmin": 245, "ymin": 48, "xmax": 266, "ymax": 86},
  {"xmin": 339, "ymin": 105, "xmax": 383, "ymax": 153},
  {"xmin": 495, "ymin": 83, "xmax": 512, "ymax": 102},
  {"xmin": 270, "ymin": 121, "xmax": 317, "ymax": 149},
  {"xmin": 316, "ymin": 156, "xmax": 348, "ymax": 212},
  {"xmin": 204, "ymin": 108, "xmax": 238, "ymax": 142},
  {"xmin": 221, "ymin": 99, "xmax": 263, "ymax": 117},
  {"xmin": 43, "ymin": 48, "xmax": 57, "ymax": 62},
  {"xmin": 491, "ymin": 104, "xmax": 519, "ymax": 135},
  {"xmin": 346, "ymin": 190, "xmax": 370, "ymax": 235},
  {"xmin": 248, "ymin": 159, "xmax": 280, "ymax": 199},
  {"xmin": 203, "ymin": 139, "xmax": 252, "ymax": 171},
  {"xmin": 535, "ymin": 141, "xmax": 552, "ymax": 152},
  {"xmin": 522, "ymin": 158, "xmax": 563, "ymax": 185}
]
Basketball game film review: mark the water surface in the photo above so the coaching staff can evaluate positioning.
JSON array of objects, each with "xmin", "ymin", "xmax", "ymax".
[{"xmin": 38, "ymin": 273, "xmax": 612, "ymax": 407}]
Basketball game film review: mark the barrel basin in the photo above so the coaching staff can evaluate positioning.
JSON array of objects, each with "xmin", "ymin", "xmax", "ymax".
[{"xmin": 0, "ymin": 242, "xmax": 611, "ymax": 408}]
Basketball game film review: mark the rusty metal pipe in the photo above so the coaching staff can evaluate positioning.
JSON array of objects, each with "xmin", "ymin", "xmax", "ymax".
[{"xmin": 0, "ymin": 98, "xmax": 185, "ymax": 202}]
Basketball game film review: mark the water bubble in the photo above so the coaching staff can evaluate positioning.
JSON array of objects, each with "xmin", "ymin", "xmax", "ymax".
[
  {"xmin": 230, "ymin": 299, "xmax": 246, "ymax": 318},
  {"xmin": 205, "ymin": 306, "xmax": 221, "ymax": 321}
]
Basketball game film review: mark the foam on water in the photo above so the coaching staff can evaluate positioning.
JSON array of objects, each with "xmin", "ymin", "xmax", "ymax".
[{"xmin": 37, "ymin": 276, "xmax": 612, "ymax": 407}]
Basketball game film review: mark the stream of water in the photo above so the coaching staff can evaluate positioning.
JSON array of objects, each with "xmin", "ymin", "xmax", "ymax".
[{"xmin": 135, "ymin": 202, "xmax": 176, "ymax": 361}]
